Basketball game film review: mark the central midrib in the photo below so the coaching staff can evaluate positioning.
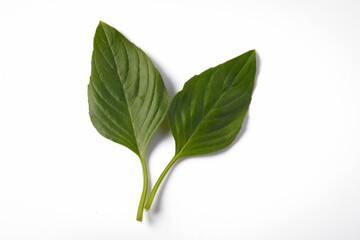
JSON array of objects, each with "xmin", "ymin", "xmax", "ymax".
[
  {"xmin": 174, "ymin": 55, "xmax": 253, "ymax": 160},
  {"xmin": 101, "ymin": 23, "xmax": 143, "ymax": 158}
]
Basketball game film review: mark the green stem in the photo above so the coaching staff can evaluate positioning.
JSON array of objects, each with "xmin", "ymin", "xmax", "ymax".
[
  {"xmin": 145, "ymin": 155, "xmax": 179, "ymax": 210},
  {"xmin": 136, "ymin": 157, "xmax": 148, "ymax": 222}
]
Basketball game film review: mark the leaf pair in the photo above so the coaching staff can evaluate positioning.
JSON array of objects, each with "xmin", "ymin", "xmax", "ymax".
[{"xmin": 88, "ymin": 21, "xmax": 256, "ymax": 221}]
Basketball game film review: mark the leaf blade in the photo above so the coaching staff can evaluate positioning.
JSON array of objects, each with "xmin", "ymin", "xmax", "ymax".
[
  {"xmin": 88, "ymin": 21, "xmax": 170, "ymax": 159},
  {"xmin": 169, "ymin": 50, "xmax": 256, "ymax": 159}
]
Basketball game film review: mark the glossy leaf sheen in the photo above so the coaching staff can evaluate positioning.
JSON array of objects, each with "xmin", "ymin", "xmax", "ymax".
[
  {"xmin": 169, "ymin": 50, "xmax": 256, "ymax": 159},
  {"xmin": 88, "ymin": 22, "xmax": 169, "ymax": 159}
]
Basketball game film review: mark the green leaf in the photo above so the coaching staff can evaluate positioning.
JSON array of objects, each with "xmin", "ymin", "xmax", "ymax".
[
  {"xmin": 145, "ymin": 50, "xmax": 256, "ymax": 210},
  {"xmin": 88, "ymin": 21, "xmax": 169, "ymax": 159},
  {"xmin": 88, "ymin": 21, "xmax": 169, "ymax": 221},
  {"xmin": 169, "ymin": 50, "xmax": 256, "ymax": 158}
]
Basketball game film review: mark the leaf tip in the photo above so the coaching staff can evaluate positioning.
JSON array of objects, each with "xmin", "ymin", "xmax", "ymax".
[
  {"xmin": 247, "ymin": 49, "xmax": 257, "ymax": 63},
  {"xmin": 98, "ymin": 20, "xmax": 110, "ymax": 29}
]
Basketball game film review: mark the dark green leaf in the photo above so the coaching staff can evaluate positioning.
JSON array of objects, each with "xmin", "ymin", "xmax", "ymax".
[
  {"xmin": 145, "ymin": 50, "xmax": 256, "ymax": 210},
  {"xmin": 88, "ymin": 21, "xmax": 169, "ymax": 221},
  {"xmin": 169, "ymin": 50, "xmax": 256, "ymax": 159},
  {"xmin": 88, "ymin": 21, "xmax": 169, "ymax": 160}
]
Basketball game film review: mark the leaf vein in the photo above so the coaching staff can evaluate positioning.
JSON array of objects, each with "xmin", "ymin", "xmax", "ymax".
[{"xmin": 101, "ymin": 24, "xmax": 141, "ymax": 155}]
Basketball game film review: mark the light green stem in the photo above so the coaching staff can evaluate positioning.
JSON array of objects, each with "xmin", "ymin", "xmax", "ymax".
[
  {"xmin": 145, "ymin": 155, "xmax": 179, "ymax": 210},
  {"xmin": 136, "ymin": 157, "xmax": 148, "ymax": 222}
]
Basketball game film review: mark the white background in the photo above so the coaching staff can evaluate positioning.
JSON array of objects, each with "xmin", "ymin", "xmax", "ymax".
[{"xmin": 0, "ymin": 0, "xmax": 360, "ymax": 239}]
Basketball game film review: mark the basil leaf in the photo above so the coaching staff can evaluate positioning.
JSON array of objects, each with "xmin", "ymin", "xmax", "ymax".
[
  {"xmin": 145, "ymin": 50, "xmax": 256, "ymax": 210},
  {"xmin": 88, "ymin": 21, "xmax": 169, "ymax": 221}
]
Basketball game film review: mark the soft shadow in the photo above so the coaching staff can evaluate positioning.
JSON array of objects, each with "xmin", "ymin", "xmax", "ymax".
[
  {"xmin": 146, "ymin": 52, "xmax": 261, "ymax": 220},
  {"xmin": 254, "ymin": 51, "xmax": 260, "ymax": 92},
  {"xmin": 148, "ymin": 54, "xmax": 177, "ymax": 98}
]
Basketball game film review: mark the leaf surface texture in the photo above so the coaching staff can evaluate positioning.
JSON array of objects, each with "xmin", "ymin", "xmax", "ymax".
[
  {"xmin": 169, "ymin": 50, "xmax": 256, "ymax": 159},
  {"xmin": 88, "ymin": 22, "xmax": 169, "ymax": 159}
]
